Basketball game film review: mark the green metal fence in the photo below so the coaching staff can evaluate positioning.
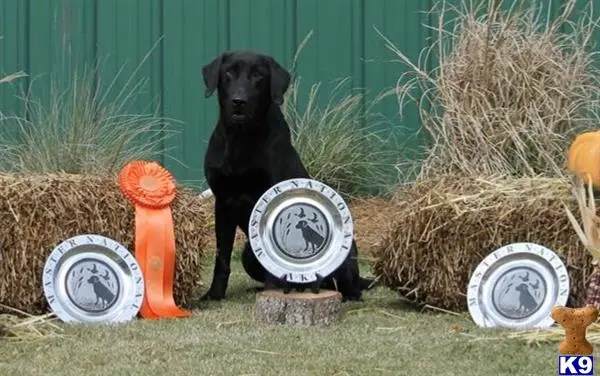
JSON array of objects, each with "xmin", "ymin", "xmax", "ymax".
[{"xmin": 0, "ymin": 0, "xmax": 596, "ymax": 189}]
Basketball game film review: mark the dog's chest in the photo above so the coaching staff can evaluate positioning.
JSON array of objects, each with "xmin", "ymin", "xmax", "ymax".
[
  {"xmin": 205, "ymin": 129, "xmax": 277, "ymax": 208},
  {"xmin": 210, "ymin": 168, "xmax": 272, "ymax": 208}
]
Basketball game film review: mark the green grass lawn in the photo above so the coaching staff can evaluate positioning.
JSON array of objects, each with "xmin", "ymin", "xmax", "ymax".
[{"xmin": 1, "ymin": 255, "xmax": 558, "ymax": 376}]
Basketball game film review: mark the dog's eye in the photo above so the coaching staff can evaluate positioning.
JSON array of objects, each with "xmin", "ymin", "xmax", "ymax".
[{"xmin": 252, "ymin": 71, "xmax": 263, "ymax": 79}]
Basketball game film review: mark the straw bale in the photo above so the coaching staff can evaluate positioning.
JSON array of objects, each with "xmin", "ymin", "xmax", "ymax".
[
  {"xmin": 0, "ymin": 173, "xmax": 211, "ymax": 314},
  {"xmin": 349, "ymin": 197, "xmax": 396, "ymax": 255},
  {"xmin": 373, "ymin": 175, "xmax": 592, "ymax": 312}
]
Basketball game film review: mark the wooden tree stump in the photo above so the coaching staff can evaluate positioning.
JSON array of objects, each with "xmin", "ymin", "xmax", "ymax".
[{"xmin": 255, "ymin": 289, "xmax": 343, "ymax": 327}]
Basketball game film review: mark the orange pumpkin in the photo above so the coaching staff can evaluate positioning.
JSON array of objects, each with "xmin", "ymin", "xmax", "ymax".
[{"xmin": 568, "ymin": 131, "xmax": 600, "ymax": 188}]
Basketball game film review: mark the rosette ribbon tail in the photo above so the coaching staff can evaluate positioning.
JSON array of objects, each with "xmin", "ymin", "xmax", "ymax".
[
  {"xmin": 134, "ymin": 206, "xmax": 191, "ymax": 318},
  {"xmin": 117, "ymin": 160, "xmax": 192, "ymax": 320},
  {"xmin": 133, "ymin": 206, "xmax": 159, "ymax": 319}
]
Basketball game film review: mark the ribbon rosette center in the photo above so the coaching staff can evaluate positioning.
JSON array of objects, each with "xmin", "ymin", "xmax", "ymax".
[{"xmin": 140, "ymin": 175, "xmax": 160, "ymax": 191}]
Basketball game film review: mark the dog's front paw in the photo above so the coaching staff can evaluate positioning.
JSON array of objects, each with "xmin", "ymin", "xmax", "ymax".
[
  {"xmin": 263, "ymin": 277, "xmax": 280, "ymax": 291},
  {"xmin": 199, "ymin": 292, "xmax": 224, "ymax": 301},
  {"xmin": 200, "ymin": 286, "xmax": 226, "ymax": 301},
  {"xmin": 341, "ymin": 292, "xmax": 363, "ymax": 302}
]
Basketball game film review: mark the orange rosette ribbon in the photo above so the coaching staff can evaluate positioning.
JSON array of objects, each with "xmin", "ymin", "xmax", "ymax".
[{"xmin": 118, "ymin": 160, "xmax": 191, "ymax": 319}]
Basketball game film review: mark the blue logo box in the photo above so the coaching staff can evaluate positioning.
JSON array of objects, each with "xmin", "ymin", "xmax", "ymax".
[{"xmin": 558, "ymin": 355, "xmax": 594, "ymax": 376}]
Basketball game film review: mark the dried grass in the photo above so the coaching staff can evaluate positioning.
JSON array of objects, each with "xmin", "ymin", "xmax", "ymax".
[
  {"xmin": 0, "ymin": 173, "xmax": 211, "ymax": 314},
  {"xmin": 372, "ymin": 0, "xmax": 600, "ymax": 313},
  {"xmin": 500, "ymin": 322, "xmax": 600, "ymax": 345},
  {"xmin": 468, "ymin": 321, "xmax": 600, "ymax": 346},
  {"xmin": 0, "ymin": 304, "xmax": 63, "ymax": 341},
  {"xmin": 380, "ymin": 0, "xmax": 600, "ymax": 178},
  {"xmin": 564, "ymin": 175, "xmax": 600, "ymax": 262},
  {"xmin": 0, "ymin": 36, "xmax": 26, "ymax": 86},
  {"xmin": 0, "ymin": 65, "xmax": 172, "ymax": 175},
  {"xmin": 373, "ymin": 175, "xmax": 591, "ymax": 311},
  {"xmin": 0, "ymin": 71, "xmax": 26, "ymax": 85}
]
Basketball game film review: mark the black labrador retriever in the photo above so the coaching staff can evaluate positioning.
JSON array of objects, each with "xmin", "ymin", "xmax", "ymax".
[{"xmin": 200, "ymin": 50, "xmax": 372, "ymax": 302}]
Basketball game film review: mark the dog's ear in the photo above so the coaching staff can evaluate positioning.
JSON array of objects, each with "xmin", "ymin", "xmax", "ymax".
[
  {"xmin": 268, "ymin": 57, "xmax": 291, "ymax": 105},
  {"xmin": 202, "ymin": 52, "xmax": 227, "ymax": 98}
]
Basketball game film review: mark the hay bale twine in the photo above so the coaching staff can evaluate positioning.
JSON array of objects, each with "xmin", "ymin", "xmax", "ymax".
[
  {"xmin": 373, "ymin": 175, "xmax": 592, "ymax": 312},
  {"xmin": 0, "ymin": 173, "xmax": 212, "ymax": 314},
  {"xmin": 255, "ymin": 290, "xmax": 343, "ymax": 326}
]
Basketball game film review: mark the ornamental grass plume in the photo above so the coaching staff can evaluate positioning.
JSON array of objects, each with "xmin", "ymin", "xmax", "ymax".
[{"xmin": 380, "ymin": 0, "xmax": 600, "ymax": 178}]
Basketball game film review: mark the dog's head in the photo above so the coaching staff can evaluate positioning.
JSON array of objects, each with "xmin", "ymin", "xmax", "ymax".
[
  {"xmin": 87, "ymin": 275, "xmax": 100, "ymax": 284},
  {"xmin": 202, "ymin": 50, "xmax": 291, "ymax": 124},
  {"xmin": 295, "ymin": 220, "xmax": 307, "ymax": 229},
  {"xmin": 515, "ymin": 283, "xmax": 528, "ymax": 292}
]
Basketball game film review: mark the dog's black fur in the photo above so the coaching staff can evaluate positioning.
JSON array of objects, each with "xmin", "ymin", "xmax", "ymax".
[{"xmin": 200, "ymin": 50, "xmax": 373, "ymax": 302}]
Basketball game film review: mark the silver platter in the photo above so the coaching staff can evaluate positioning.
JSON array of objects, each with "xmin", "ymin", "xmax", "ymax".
[
  {"xmin": 42, "ymin": 234, "xmax": 144, "ymax": 324},
  {"xmin": 467, "ymin": 242, "xmax": 570, "ymax": 329},
  {"xmin": 248, "ymin": 178, "xmax": 354, "ymax": 284}
]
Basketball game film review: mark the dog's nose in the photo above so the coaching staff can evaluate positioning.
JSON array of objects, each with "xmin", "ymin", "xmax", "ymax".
[{"xmin": 232, "ymin": 98, "xmax": 247, "ymax": 108}]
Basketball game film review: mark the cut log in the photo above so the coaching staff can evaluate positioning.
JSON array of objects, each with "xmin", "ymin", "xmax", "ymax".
[{"xmin": 255, "ymin": 289, "xmax": 343, "ymax": 327}]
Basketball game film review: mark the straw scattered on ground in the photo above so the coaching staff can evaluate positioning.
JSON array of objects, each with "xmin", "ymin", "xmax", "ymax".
[
  {"xmin": 0, "ymin": 173, "xmax": 212, "ymax": 314},
  {"xmin": 463, "ymin": 321, "xmax": 600, "ymax": 347},
  {"xmin": 0, "ymin": 304, "xmax": 63, "ymax": 341},
  {"xmin": 500, "ymin": 323, "xmax": 600, "ymax": 346},
  {"xmin": 373, "ymin": 174, "xmax": 591, "ymax": 311}
]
